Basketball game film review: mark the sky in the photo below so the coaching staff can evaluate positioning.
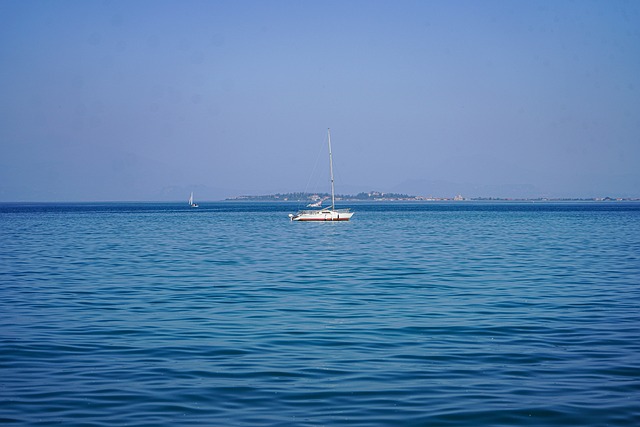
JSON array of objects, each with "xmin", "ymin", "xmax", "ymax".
[{"xmin": 1, "ymin": 0, "xmax": 639, "ymax": 201}]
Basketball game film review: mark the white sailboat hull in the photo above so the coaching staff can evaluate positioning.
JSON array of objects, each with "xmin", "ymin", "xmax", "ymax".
[{"xmin": 289, "ymin": 209, "xmax": 353, "ymax": 221}]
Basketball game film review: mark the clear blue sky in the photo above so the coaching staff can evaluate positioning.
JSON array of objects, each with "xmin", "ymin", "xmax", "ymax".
[{"xmin": 1, "ymin": 0, "xmax": 639, "ymax": 201}]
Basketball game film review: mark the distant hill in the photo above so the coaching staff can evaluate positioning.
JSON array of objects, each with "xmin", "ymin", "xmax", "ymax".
[
  {"xmin": 226, "ymin": 191, "xmax": 639, "ymax": 203},
  {"xmin": 227, "ymin": 191, "xmax": 424, "ymax": 202}
]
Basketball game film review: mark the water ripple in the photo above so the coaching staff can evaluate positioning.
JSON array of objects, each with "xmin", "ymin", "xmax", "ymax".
[{"xmin": 1, "ymin": 202, "xmax": 639, "ymax": 425}]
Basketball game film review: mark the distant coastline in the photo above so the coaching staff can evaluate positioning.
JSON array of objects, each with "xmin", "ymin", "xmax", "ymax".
[{"xmin": 227, "ymin": 191, "xmax": 640, "ymax": 203}]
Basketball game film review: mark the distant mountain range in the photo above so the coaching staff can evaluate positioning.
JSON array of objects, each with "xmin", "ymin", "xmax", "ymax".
[
  {"xmin": 227, "ymin": 192, "xmax": 638, "ymax": 202},
  {"xmin": 228, "ymin": 191, "xmax": 421, "ymax": 202}
]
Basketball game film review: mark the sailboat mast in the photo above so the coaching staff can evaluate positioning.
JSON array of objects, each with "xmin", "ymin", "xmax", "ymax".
[{"xmin": 327, "ymin": 128, "xmax": 335, "ymax": 210}]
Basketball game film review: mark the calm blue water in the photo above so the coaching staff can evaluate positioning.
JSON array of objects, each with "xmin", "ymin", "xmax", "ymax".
[{"xmin": 1, "ymin": 202, "xmax": 639, "ymax": 426}]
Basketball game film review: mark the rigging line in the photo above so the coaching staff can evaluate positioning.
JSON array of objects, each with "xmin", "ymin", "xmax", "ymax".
[
  {"xmin": 298, "ymin": 131, "xmax": 328, "ymax": 210},
  {"xmin": 328, "ymin": 132, "xmax": 344, "ymax": 202}
]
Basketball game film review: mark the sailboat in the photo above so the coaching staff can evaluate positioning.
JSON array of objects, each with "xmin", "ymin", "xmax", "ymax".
[
  {"xmin": 189, "ymin": 192, "xmax": 199, "ymax": 208},
  {"xmin": 289, "ymin": 129, "xmax": 354, "ymax": 221}
]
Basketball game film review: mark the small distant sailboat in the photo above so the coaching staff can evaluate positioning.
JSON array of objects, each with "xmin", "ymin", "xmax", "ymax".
[
  {"xmin": 189, "ymin": 192, "xmax": 199, "ymax": 208},
  {"xmin": 289, "ymin": 129, "xmax": 354, "ymax": 221}
]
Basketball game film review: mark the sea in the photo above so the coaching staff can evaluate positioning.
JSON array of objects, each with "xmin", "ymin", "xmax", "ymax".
[{"xmin": 1, "ymin": 201, "xmax": 639, "ymax": 426}]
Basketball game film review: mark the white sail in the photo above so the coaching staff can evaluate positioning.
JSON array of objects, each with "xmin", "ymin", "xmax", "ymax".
[{"xmin": 189, "ymin": 192, "xmax": 198, "ymax": 207}]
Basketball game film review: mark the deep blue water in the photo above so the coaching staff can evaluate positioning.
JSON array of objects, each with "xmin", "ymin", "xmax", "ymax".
[{"xmin": 1, "ymin": 202, "xmax": 639, "ymax": 426}]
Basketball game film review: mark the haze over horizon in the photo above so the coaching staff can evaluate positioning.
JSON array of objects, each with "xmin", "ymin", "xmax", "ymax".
[{"xmin": 1, "ymin": 1, "xmax": 639, "ymax": 202}]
